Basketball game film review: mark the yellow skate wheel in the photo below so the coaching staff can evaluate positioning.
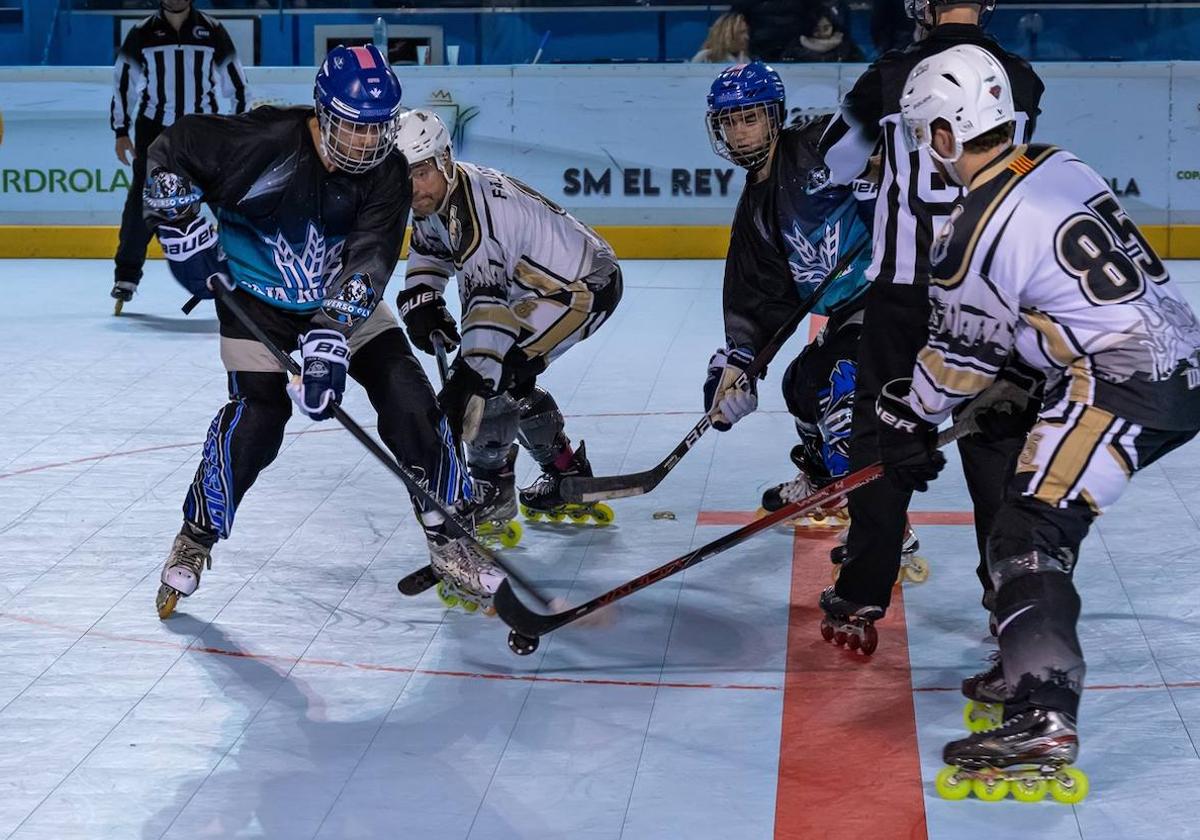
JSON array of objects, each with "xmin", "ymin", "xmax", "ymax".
[
  {"xmin": 520, "ymin": 505, "xmax": 542, "ymax": 522},
  {"xmin": 568, "ymin": 509, "xmax": 590, "ymax": 523},
  {"xmin": 904, "ymin": 555, "xmax": 931, "ymax": 584},
  {"xmin": 935, "ymin": 766, "xmax": 972, "ymax": 801},
  {"xmin": 547, "ymin": 510, "xmax": 566, "ymax": 522},
  {"xmin": 460, "ymin": 599, "xmax": 479, "ymax": 614},
  {"xmin": 436, "ymin": 581, "xmax": 460, "ymax": 609},
  {"xmin": 500, "ymin": 520, "xmax": 523, "ymax": 548},
  {"xmin": 591, "ymin": 503, "xmax": 615, "ymax": 525},
  {"xmin": 1011, "ymin": 777, "xmax": 1048, "ymax": 803},
  {"xmin": 1049, "ymin": 767, "xmax": 1089, "ymax": 804},
  {"xmin": 972, "ymin": 777, "xmax": 1010, "ymax": 802},
  {"xmin": 155, "ymin": 585, "xmax": 179, "ymax": 620},
  {"xmin": 962, "ymin": 701, "xmax": 1004, "ymax": 733}
]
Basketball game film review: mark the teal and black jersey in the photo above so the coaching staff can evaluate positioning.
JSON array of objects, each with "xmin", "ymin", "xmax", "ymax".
[
  {"xmin": 146, "ymin": 106, "xmax": 410, "ymax": 326},
  {"xmin": 722, "ymin": 119, "xmax": 875, "ymax": 355}
]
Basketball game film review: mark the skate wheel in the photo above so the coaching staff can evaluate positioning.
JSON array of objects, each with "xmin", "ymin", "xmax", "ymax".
[
  {"xmin": 507, "ymin": 630, "xmax": 539, "ymax": 656},
  {"xmin": 113, "ymin": 298, "xmax": 124, "ymax": 317},
  {"xmin": 860, "ymin": 623, "xmax": 879, "ymax": 655},
  {"xmin": 546, "ymin": 510, "xmax": 566, "ymax": 522},
  {"xmin": 568, "ymin": 509, "xmax": 590, "ymax": 523},
  {"xmin": 819, "ymin": 619, "xmax": 835, "ymax": 642},
  {"xmin": 971, "ymin": 777, "xmax": 1010, "ymax": 802},
  {"xmin": 591, "ymin": 503, "xmax": 615, "ymax": 525},
  {"xmin": 903, "ymin": 555, "xmax": 931, "ymax": 584},
  {"xmin": 830, "ymin": 563, "xmax": 842, "ymax": 583},
  {"xmin": 847, "ymin": 632, "xmax": 861, "ymax": 652},
  {"xmin": 436, "ymin": 581, "xmax": 460, "ymax": 609},
  {"xmin": 1049, "ymin": 767, "xmax": 1089, "ymax": 804},
  {"xmin": 460, "ymin": 600, "xmax": 479, "ymax": 614},
  {"xmin": 1011, "ymin": 777, "xmax": 1048, "ymax": 803},
  {"xmin": 155, "ymin": 585, "xmax": 180, "ymax": 620},
  {"xmin": 935, "ymin": 766, "xmax": 971, "ymax": 801},
  {"xmin": 500, "ymin": 520, "xmax": 524, "ymax": 548},
  {"xmin": 520, "ymin": 505, "xmax": 542, "ymax": 521},
  {"xmin": 833, "ymin": 629, "xmax": 848, "ymax": 647},
  {"xmin": 962, "ymin": 701, "xmax": 1004, "ymax": 733}
]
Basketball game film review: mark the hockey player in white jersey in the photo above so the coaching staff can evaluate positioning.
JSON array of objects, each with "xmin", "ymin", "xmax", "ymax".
[
  {"xmin": 394, "ymin": 110, "xmax": 624, "ymax": 547},
  {"xmin": 876, "ymin": 45, "xmax": 1200, "ymax": 801}
]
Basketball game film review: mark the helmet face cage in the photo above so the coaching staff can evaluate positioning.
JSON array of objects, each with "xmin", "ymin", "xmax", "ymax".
[
  {"xmin": 707, "ymin": 101, "xmax": 783, "ymax": 170},
  {"xmin": 316, "ymin": 106, "xmax": 397, "ymax": 175}
]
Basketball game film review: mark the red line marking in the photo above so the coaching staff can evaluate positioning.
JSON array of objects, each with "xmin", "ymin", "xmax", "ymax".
[
  {"xmin": 0, "ymin": 612, "xmax": 777, "ymax": 694},
  {"xmin": 0, "ymin": 409, "xmax": 794, "ymax": 482},
  {"xmin": 774, "ymin": 532, "xmax": 927, "ymax": 840},
  {"xmin": 698, "ymin": 510, "xmax": 974, "ymax": 527}
]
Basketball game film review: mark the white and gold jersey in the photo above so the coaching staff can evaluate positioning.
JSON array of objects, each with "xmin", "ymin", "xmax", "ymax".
[
  {"xmin": 405, "ymin": 161, "xmax": 617, "ymax": 386},
  {"xmin": 911, "ymin": 144, "xmax": 1200, "ymax": 431}
]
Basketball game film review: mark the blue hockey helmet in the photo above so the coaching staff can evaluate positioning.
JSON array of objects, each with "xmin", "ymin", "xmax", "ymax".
[
  {"xmin": 314, "ymin": 44, "xmax": 403, "ymax": 174},
  {"xmin": 706, "ymin": 61, "xmax": 786, "ymax": 170}
]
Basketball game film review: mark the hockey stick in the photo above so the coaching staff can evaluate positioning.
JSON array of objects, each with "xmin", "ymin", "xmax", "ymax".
[
  {"xmin": 560, "ymin": 237, "xmax": 869, "ymax": 504},
  {"xmin": 494, "ymin": 381, "xmax": 1032, "ymax": 653},
  {"xmin": 212, "ymin": 285, "xmax": 547, "ymax": 604}
]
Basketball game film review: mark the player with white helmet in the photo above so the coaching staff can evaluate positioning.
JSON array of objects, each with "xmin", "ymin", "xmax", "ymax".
[
  {"xmin": 880, "ymin": 43, "xmax": 1200, "ymax": 801},
  {"xmin": 394, "ymin": 109, "xmax": 624, "ymax": 561}
]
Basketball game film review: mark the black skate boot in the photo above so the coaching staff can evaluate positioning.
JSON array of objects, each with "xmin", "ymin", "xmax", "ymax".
[
  {"xmin": 962, "ymin": 651, "xmax": 1007, "ymax": 732},
  {"xmin": 156, "ymin": 523, "xmax": 216, "ymax": 619},
  {"xmin": 829, "ymin": 521, "xmax": 927, "ymax": 584},
  {"xmin": 818, "ymin": 585, "xmax": 884, "ymax": 655},
  {"xmin": 760, "ymin": 444, "xmax": 846, "ymax": 526},
  {"xmin": 937, "ymin": 708, "xmax": 1088, "ymax": 803},
  {"xmin": 469, "ymin": 445, "xmax": 523, "ymax": 548},
  {"xmin": 111, "ymin": 279, "xmax": 138, "ymax": 316},
  {"xmin": 519, "ymin": 441, "xmax": 614, "ymax": 526}
]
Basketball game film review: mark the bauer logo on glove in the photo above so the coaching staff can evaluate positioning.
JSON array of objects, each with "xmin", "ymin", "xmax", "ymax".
[{"xmin": 288, "ymin": 329, "xmax": 349, "ymax": 421}]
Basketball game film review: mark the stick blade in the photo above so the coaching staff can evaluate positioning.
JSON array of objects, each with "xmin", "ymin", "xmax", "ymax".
[
  {"xmin": 493, "ymin": 579, "xmax": 562, "ymax": 636},
  {"xmin": 560, "ymin": 469, "xmax": 662, "ymax": 503}
]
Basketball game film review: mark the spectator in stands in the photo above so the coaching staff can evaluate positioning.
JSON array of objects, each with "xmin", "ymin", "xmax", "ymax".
[
  {"xmin": 730, "ymin": 0, "xmax": 810, "ymax": 62},
  {"xmin": 692, "ymin": 12, "xmax": 751, "ymax": 63},
  {"xmin": 784, "ymin": 5, "xmax": 865, "ymax": 62}
]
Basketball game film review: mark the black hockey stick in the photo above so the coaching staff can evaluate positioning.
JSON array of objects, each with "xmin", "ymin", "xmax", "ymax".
[
  {"xmin": 211, "ymin": 285, "xmax": 547, "ymax": 605},
  {"xmin": 495, "ymin": 390, "xmax": 1028, "ymax": 655},
  {"xmin": 560, "ymin": 237, "xmax": 869, "ymax": 504}
]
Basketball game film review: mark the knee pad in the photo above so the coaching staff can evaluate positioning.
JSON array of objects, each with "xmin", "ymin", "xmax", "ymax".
[
  {"xmin": 516, "ymin": 386, "xmax": 566, "ymax": 464},
  {"xmin": 986, "ymin": 497, "xmax": 1091, "ymax": 590},
  {"xmin": 466, "ymin": 392, "xmax": 520, "ymax": 471}
]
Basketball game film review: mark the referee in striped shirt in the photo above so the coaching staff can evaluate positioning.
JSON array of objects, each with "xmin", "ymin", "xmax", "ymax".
[{"xmin": 109, "ymin": 0, "xmax": 248, "ymax": 311}]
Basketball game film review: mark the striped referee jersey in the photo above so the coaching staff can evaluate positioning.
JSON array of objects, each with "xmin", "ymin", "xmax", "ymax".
[
  {"xmin": 818, "ymin": 24, "xmax": 1042, "ymax": 287},
  {"xmin": 110, "ymin": 8, "xmax": 248, "ymax": 136}
]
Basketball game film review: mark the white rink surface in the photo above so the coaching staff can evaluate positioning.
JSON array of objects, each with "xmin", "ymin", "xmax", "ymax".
[{"xmin": 0, "ymin": 258, "xmax": 1197, "ymax": 840}]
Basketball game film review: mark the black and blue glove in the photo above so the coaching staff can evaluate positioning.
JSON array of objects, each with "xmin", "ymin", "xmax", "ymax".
[{"xmin": 287, "ymin": 330, "xmax": 349, "ymax": 421}]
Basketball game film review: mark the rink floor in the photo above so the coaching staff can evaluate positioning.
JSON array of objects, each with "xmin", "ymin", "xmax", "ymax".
[{"xmin": 1, "ymin": 257, "xmax": 1199, "ymax": 840}]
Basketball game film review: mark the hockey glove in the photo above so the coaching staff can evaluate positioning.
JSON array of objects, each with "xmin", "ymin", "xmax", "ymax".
[
  {"xmin": 876, "ymin": 378, "xmax": 945, "ymax": 492},
  {"xmin": 703, "ymin": 346, "xmax": 759, "ymax": 432},
  {"xmin": 156, "ymin": 216, "xmax": 229, "ymax": 300},
  {"xmin": 287, "ymin": 330, "xmax": 349, "ymax": 421},
  {"xmin": 964, "ymin": 362, "xmax": 1043, "ymax": 441},
  {"xmin": 397, "ymin": 284, "xmax": 460, "ymax": 355},
  {"xmin": 438, "ymin": 358, "xmax": 488, "ymax": 444}
]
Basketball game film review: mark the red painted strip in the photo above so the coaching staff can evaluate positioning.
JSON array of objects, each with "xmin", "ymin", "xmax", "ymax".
[
  {"xmin": 349, "ymin": 45, "xmax": 377, "ymax": 68},
  {"xmin": 808, "ymin": 314, "xmax": 827, "ymax": 342},
  {"xmin": 774, "ymin": 532, "xmax": 927, "ymax": 840},
  {"xmin": 698, "ymin": 510, "xmax": 974, "ymax": 527}
]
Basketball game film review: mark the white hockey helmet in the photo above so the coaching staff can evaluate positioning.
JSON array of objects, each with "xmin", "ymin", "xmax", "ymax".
[
  {"xmin": 899, "ymin": 44, "xmax": 1014, "ymax": 172},
  {"xmin": 394, "ymin": 109, "xmax": 454, "ymax": 178}
]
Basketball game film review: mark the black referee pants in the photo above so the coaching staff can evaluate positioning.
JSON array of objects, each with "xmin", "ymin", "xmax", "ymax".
[
  {"xmin": 114, "ymin": 116, "xmax": 165, "ymax": 285},
  {"xmin": 834, "ymin": 281, "xmax": 1026, "ymax": 612}
]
